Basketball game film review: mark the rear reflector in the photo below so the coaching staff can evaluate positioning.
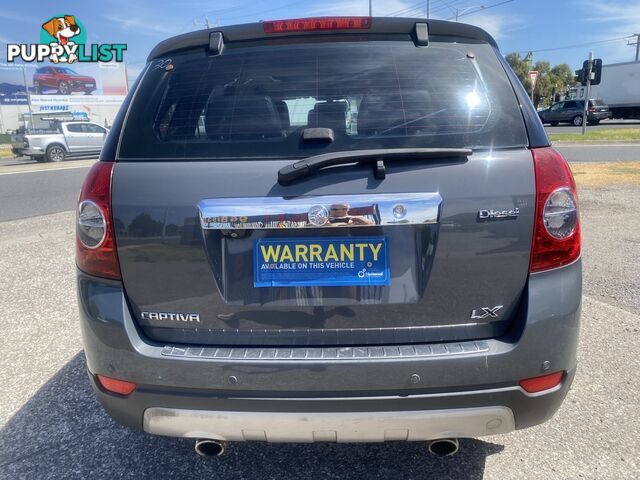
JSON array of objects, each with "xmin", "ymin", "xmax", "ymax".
[
  {"xmin": 76, "ymin": 161, "xmax": 121, "ymax": 280},
  {"xmin": 519, "ymin": 371, "xmax": 564, "ymax": 393},
  {"xmin": 263, "ymin": 17, "xmax": 372, "ymax": 34},
  {"xmin": 530, "ymin": 147, "xmax": 581, "ymax": 273},
  {"xmin": 96, "ymin": 375, "xmax": 137, "ymax": 396}
]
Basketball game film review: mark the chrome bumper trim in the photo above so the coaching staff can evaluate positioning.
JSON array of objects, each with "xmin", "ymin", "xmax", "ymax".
[
  {"xmin": 144, "ymin": 406, "xmax": 515, "ymax": 442},
  {"xmin": 160, "ymin": 340, "xmax": 490, "ymax": 361}
]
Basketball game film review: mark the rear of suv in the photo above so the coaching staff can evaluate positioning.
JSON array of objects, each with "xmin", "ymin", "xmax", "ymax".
[{"xmin": 76, "ymin": 17, "xmax": 581, "ymax": 454}]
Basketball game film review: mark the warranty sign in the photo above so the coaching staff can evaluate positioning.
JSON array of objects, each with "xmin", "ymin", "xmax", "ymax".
[{"xmin": 254, "ymin": 237, "xmax": 389, "ymax": 287}]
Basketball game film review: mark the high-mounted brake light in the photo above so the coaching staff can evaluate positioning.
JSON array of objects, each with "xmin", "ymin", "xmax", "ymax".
[
  {"xmin": 530, "ymin": 147, "xmax": 581, "ymax": 273},
  {"xmin": 76, "ymin": 161, "xmax": 121, "ymax": 280},
  {"xmin": 263, "ymin": 17, "xmax": 372, "ymax": 34}
]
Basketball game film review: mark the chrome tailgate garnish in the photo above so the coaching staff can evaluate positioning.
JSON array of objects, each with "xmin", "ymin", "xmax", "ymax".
[{"xmin": 198, "ymin": 193, "xmax": 442, "ymax": 230}]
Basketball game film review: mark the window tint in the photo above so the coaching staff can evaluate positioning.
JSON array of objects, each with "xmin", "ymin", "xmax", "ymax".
[
  {"xmin": 66, "ymin": 124, "xmax": 84, "ymax": 133},
  {"xmin": 564, "ymin": 101, "xmax": 577, "ymax": 109},
  {"xmin": 120, "ymin": 38, "xmax": 527, "ymax": 160},
  {"xmin": 86, "ymin": 124, "xmax": 106, "ymax": 134}
]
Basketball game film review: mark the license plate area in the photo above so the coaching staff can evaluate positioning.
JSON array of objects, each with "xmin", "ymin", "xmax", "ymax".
[
  {"xmin": 254, "ymin": 237, "xmax": 389, "ymax": 287},
  {"xmin": 202, "ymin": 226, "xmax": 437, "ymax": 306}
]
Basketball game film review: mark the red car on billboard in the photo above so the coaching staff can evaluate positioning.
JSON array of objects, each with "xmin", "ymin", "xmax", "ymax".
[{"xmin": 33, "ymin": 66, "xmax": 96, "ymax": 95}]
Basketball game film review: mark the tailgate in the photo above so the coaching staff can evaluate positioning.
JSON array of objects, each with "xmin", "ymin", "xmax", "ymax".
[
  {"xmin": 111, "ymin": 24, "xmax": 533, "ymax": 347},
  {"xmin": 112, "ymin": 151, "xmax": 534, "ymax": 346},
  {"xmin": 10, "ymin": 133, "xmax": 25, "ymax": 149}
]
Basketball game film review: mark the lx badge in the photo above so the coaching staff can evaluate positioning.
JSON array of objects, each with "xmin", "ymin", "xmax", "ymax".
[{"xmin": 471, "ymin": 305, "xmax": 503, "ymax": 319}]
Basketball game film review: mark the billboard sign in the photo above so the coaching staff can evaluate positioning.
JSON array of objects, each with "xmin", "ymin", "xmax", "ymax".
[
  {"xmin": 0, "ymin": 13, "xmax": 128, "ymax": 107},
  {"xmin": 0, "ymin": 62, "xmax": 128, "ymax": 106}
]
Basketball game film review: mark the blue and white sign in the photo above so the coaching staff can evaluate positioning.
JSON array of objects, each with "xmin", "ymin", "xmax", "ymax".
[{"xmin": 254, "ymin": 237, "xmax": 389, "ymax": 287}]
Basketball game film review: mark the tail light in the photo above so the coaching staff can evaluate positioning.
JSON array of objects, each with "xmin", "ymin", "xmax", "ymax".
[
  {"xmin": 263, "ymin": 17, "xmax": 372, "ymax": 33},
  {"xmin": 76, "ymin": 161, "xmax": 121, "ymax": 279},
  {"xmin": 23, "ymin": 138, "xmax": 29, "ymax": 147},
  {"xmin": 530, "ymin": 147, "xmax": 581, "ymax": 273},
  {"xmin": 588, "ymin": 106, "xmax": 595, "ymax": 112}
]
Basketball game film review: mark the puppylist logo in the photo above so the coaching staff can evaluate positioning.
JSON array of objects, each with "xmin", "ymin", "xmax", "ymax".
[{"xmin": 6, "ymin": 15, "xmax": 126, "ymax": 64}]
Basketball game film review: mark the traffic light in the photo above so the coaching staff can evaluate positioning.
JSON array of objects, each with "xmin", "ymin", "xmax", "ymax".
[
  {"xmin": 577, "ymin": 59, "xmax": 603, "ymax": 86},
  {"xmin": 591, "ymin": 58, "xmax": 602, "ymax": 85}
]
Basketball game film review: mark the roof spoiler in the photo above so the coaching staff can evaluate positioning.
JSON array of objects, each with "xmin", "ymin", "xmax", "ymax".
[{"xmin": 148, "ymin": 18, "xmax": 497, "ymax": 61}]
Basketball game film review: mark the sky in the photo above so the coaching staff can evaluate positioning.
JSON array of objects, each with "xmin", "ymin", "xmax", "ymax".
[{"xmin": 1, "ymin": 0, "xmax": 639, "ymax": 80}]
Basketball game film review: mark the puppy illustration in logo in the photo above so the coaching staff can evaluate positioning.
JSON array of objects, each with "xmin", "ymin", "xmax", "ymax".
[{"xmin": 41, "ymin": 15, "xmax": 80, "ymax": 63}]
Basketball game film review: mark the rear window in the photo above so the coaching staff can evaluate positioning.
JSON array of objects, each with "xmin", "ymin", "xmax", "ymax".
[{"xmin": 119, "ymin": 37, "xmax": 527, "ymax": 160}]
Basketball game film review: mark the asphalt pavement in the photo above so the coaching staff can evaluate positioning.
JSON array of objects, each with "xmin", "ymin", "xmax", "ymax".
[
  {"xmin": 0, "ymin": 182, "xmax": 638, "ymax": 479},
  {"xmin": 0, "ymin": 160, "xmax": 94, "ymax": 222},
  {"xmin": 544, "ymin": 119, "xmax": 640, "ymax": 134},
  {"xmin": 555, "ymin": 144, "xmax": 640, "ymax": 162}
]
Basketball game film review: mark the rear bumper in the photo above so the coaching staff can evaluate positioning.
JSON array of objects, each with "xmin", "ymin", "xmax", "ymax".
[
  {"xmin": 67, "ymin": 80, "xmax": 96, "ymax": 91},
  {"xmin": 78, "ymin": 259, "xmax": 581, "ymax": 441},
  {"xmin": 144, "ymin": 405, "xmax": 516, "ymax": 442},
  {"xmin": 11, "ymin": 147, "xmax": 43, "ymax": 156},
  {"xmin": 588, "ymin": 111, "xmax": 609, "ymax": 121}
]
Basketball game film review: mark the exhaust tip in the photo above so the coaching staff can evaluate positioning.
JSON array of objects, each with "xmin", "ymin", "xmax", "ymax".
[
  {"xmin": 427, "ymin": 438, "xmax": 459, "ymax": 457},
  {"xmin": 195, "ymin": 439, "xmax": 227, "ymax": 457}
]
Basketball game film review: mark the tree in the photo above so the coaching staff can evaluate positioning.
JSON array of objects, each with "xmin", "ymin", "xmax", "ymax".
[
  {"xmin": 548, "ymin": 64, "xmax": 576, "ymax": 104},
  {"xmin": 505, "ymin": 52, "xmax": 530, "ymax": 89},
  {"xmin": 505, "ymin": 53, "xmax": 577, "ymax": 107}
]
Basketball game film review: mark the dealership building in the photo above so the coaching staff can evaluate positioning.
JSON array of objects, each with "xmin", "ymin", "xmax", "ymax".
[{"xmin": 0, "ymin": 95, "xmax": 125, "ymax": 132}]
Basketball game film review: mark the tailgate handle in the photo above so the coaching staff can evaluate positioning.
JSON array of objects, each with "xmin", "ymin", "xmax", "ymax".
[{"xmin": 198, "ymin": 193, "xmax": 442, "ymax": 230}]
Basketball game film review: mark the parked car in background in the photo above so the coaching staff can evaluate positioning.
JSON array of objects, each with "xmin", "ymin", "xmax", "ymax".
[
  {"xmin": 538, "ymin": 99, "xmax": 609, "ymax": 126},
  {"xmin": 33, "ymin": 67, "xmax": 97, "ymax": 95},
  {"xmin": 77, "ymin": 17, "xmax": 581, "ymax": 457},
  {"xmin": 11, "ymin": 121, "xmax": 108, "ymax": 162}
]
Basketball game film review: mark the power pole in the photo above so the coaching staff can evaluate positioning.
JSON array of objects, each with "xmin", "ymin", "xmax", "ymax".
[
  {"xmin": 21, "ymin": 65, "xmax": 34, "ymax": 133},
  {"xmin": 628, "ymin": 33, "xmax": 640, "ymax": 62},
  {"xmin": 369, "ymin": 0, "xmax": 372, "ymax": 16},
  {"xmin": 427, "ymin": 0, "xmax": 430, "ymax": 18},
  {"xmin": 581, "ymin": 51, "xmax": 593, "ymax": 135},
  {"xmin": 193, "ymin": 16, "xmax": 211, "ymax": 29}
]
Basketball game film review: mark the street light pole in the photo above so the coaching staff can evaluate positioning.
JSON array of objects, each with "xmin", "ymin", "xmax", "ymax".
[
  {"xmin": 369, "ymin": 0, "xmax": 372, "ymax": 16},
  {"xmin": 427, "ymin": 0, "xmax": 430, "ymax": 18}
]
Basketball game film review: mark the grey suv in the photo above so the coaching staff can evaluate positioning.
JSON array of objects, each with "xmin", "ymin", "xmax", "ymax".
[
  {"xmin": 538, "ymin": 99, "xmax": 610, "ymax": 126},
  {"xmin": 76, "ymin": 17, "xmax": 581, "ymax": 457}
]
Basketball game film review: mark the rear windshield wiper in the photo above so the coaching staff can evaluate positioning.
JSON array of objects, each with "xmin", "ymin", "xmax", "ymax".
[{"xmin": 278, "ymin": 148, "xmax": 472, "ymax": 185}]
